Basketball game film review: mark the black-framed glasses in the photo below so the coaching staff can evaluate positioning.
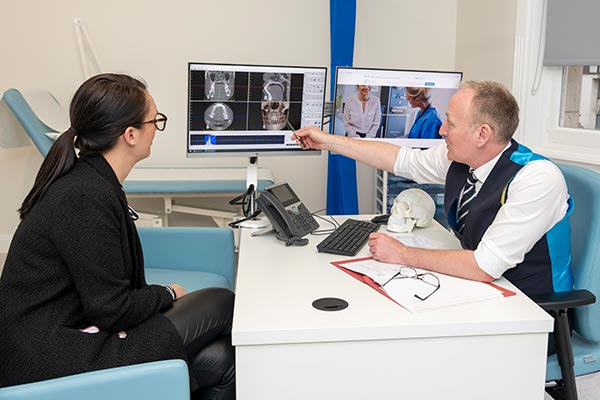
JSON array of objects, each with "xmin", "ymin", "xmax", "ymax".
[
  {"xmin": 140, "ymin": 112, "xmax": 168, "ymax": 131},
  {"xmin": 382, "ymin": 266, "xmax": 441, "ymax": 301}
]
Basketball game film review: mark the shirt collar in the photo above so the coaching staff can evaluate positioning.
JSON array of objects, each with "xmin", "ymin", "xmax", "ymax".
[{"xmin": 471, "ymin": 142, "xmax": 512, "ymax": 184}]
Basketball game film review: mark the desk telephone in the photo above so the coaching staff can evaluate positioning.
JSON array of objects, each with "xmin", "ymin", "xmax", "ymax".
[{"xmin": 256, "ymin": 183, "xmax": 319, "ymax": 246}]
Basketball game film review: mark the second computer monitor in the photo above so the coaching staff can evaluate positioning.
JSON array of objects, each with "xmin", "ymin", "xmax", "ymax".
[{"xmin": 332, "ymin": 67, "xmax": 462, "ymax": 148}]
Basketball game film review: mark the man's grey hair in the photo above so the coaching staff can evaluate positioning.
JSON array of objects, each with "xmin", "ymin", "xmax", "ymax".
[{"xmin": 461, "ymin": 80, "xmax": 520, "ymax": 143}]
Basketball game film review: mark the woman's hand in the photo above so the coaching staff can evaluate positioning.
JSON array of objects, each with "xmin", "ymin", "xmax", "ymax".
[{"xmin": 169, "ymin": 284, "xmax": 187, "ymax": 299}]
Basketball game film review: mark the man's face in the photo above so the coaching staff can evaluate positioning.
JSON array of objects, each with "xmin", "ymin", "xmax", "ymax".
[{"xmin": 439, "ymin": 88, "xmax": 478, "ymax": 164}]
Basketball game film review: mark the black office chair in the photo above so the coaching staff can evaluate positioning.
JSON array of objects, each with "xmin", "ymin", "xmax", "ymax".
[{"xmin": 530, "ymin": 164, "xmax": 600, "ymax": 400}]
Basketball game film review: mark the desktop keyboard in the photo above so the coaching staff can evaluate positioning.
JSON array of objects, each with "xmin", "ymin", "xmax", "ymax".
[{"xmin": 316, "ymin": 218, "xmax": 380, "ymax": 256}]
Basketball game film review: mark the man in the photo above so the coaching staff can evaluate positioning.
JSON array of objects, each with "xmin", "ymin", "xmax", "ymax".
[{"xmin": 295, "ymin": 81, "xmax": 573, "ymax": 298}]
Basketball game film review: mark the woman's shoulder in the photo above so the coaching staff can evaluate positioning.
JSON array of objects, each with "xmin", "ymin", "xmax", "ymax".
[{"xmin": 49, "ymin": 161, "xmax": 120, "ymax": 205}]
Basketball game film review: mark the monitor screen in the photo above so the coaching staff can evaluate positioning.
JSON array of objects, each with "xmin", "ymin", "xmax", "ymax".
[
  {"xmin": 332, "ymin": 67, "xmax": 462, "ymax": 148},
  {"xmin": 187, "ymin": 63, "xmax": 327, "ymax": 157}
]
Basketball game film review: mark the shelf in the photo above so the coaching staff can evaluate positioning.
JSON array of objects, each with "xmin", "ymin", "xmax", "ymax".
[{"xmin": 374, "ymin": 170, "xmax": 448, "ymax": 227}]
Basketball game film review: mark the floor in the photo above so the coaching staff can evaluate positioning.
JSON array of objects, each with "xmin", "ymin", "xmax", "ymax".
[
  {"xmin": 544, "ymin": 373, "xmax": 600, "ymax": 400},
  {"xmin": 1, "ymin": 252, "xmax": 599, "ymax": 398}
]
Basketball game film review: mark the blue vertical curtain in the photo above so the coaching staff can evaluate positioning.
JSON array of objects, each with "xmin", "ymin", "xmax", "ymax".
[{"xmin": 327, "ymin": 0, "xmax": 358, "ymax": 215}]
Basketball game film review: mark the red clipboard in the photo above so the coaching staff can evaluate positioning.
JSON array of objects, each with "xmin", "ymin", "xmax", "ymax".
[
  {"xmin": 485, "ymin": 281, "xmax": 516, "ymax": 297},
  {"xmin": 331, "ymin": 257, "xmax": 400, "ymax": 305},
  {"xmin": 331, "ymin": 257, "xmax": 516, "ymax": 307}
]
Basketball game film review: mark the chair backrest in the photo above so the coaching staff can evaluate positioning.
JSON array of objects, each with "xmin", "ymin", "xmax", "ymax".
[
  {"xmin": 559, "ymin": 164, "xmax": 600, "ymax": 342},
  {"xmin": 138, "ymin": 227, "xmax": 236, "ymax": 289},
  {"xmin": 2, "ymin": 89, "xmax": 55, "ymax": 157}
]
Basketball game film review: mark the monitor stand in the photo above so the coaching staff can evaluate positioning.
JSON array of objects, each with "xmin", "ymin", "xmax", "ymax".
[{"xmin": 239, "ymin": 156, "xmax": 269, "ymax": 229}]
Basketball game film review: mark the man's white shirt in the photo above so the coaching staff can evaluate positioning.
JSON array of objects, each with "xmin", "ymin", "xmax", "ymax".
[{"xmin": 393, "ymin": 143, "xmax": 569, "ymax": 279}]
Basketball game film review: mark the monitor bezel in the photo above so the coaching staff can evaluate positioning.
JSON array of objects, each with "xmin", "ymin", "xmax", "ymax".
[
  {"xmin": 186, "ymin": 62, "xmax": 326, "ymax": 158},
  {"xmin": 332, "ymin": 66, "xmax": 463, "ymax": 148}
]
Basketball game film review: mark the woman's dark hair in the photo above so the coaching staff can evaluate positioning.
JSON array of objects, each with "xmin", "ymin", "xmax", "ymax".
[{"xmin": 19, "ymin": 73, "xmax": 148, "ymax": 219}]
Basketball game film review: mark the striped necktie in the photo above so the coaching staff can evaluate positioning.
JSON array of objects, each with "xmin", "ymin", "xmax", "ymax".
[{"xmin": 457, "ymin": 170, "xmax": 478, "ymax": 234}]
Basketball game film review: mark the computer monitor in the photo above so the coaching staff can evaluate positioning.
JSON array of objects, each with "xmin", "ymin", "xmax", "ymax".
[
  {"xmin": 187, "ymin": 62, "xmax": 327, "ymax": 157},
  {"xmin": 332, "ymin": 67, "xmax": 462, "ymax": 148}
]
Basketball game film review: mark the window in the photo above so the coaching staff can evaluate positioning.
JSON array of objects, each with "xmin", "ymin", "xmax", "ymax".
[
  {"xmin": 560, "ymin": 66, "xmax": 600, "ymax": 131},
  {"xmin": 512, "ymin": 0, "xmax": 600, "ymax": 167}
]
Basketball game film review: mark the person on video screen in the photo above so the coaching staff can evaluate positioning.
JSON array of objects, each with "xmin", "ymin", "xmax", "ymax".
[
  {"xmin": 342, "ymin": 85, "xmax": 382, "ymax": 138},
  {"xmin": 405, "ymin": 87, "xmax": 442, "ymax": 139}
]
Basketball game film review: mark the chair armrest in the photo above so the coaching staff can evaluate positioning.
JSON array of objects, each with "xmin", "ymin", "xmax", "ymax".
[
  {"xmin": 138, "ymin": 227, "xmax": 235, "ymax": 286},
  {"xmin": 0, "ymin": 360, "xmax": 189, "ymax": 400},
  {"xmin": 530, "ymin": 289, "xmax": 596, "ymax": 311}
]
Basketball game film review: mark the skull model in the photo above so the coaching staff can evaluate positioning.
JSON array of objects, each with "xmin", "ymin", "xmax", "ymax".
[
  {"xmin": 262, "ymin": 73, "xmax": 290, "ymax": 130},
  {"xmin": 387, "ymin": 188, "xmax": 436, "ymax": 233},
  {"xmin": 205, "ymin": 71, "xmax": 235, "ymax": 101}
]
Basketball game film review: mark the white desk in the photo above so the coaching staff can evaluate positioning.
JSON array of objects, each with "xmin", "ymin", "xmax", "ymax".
[{"xmin": 233, "ymin": 217, "xmax": 553, "ymax": 400}]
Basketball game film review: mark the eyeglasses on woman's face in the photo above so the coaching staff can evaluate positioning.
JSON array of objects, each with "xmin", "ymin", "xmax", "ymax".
[{"xmin": 140, "ymin": 112, "xmax": 168, "ymax": 131}]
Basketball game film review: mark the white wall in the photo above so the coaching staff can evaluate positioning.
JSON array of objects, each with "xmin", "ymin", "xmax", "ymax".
[
  {"xmin": 455, "ymin": 0, "xmax": 517, "ymax": 88},
  {"xmin": 354, "ymin": 0, "xmax": 458, "ymax": 212},
  {"xmin": 0, "ymin": 0, "xmax": 459, "ymax": 238}
]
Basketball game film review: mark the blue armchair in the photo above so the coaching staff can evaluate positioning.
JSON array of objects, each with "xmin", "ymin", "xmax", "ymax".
[
  {"xmin": 0, "ymin": 360, "xmax": 189, "ymax": 400},
  {"xmin": 139, "ymin": 226, "xmax": 236, "ymax": 291},
  {"xmin": 531, "ymin": 164, "xmax": 600, "ymax": 400},
  {"xmin": 0, "ymin": 226, "xmax": 236, "ymax": 398}
]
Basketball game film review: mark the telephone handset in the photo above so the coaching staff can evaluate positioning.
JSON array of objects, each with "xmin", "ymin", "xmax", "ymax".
[{"xmin": 256, "ymin": 183, "xmax": 319, "ymax": 246}]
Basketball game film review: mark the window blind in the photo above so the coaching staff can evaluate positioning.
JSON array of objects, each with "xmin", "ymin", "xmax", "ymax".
[{"xmin": 544, "ymin": 0, "xmax": 600, "ymax": 66}]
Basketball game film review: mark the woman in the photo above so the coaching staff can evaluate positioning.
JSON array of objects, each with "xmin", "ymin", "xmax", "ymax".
[
  {"xmin": 405, "ymin": 87, "xmax": 442, "ymax": 139},
  {"xmin": 342, "ymin": 85, "xmax": 382, "ymax": 138},
  {"xmin": 0, "ymin": 74, "xmax": 235, "ymax": 399}
]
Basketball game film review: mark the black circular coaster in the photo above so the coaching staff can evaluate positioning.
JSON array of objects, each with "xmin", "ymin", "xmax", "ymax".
[{"xmin": 312, "ymin": 297, "xmax": 349, "ymax": 311}]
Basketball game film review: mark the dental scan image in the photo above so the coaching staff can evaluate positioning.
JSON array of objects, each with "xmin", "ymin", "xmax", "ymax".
[{"xmin": 187, "ymin": 63, "xmax": 326, "ymax": 155}]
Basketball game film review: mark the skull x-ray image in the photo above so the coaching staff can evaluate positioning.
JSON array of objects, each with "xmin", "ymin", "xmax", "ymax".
[
  {"xmin": 261, "ymin": 73, "xmax": 290, "ymax": 130},
  {"xmin": 205, "ymin": 71, "xmax": 235, "ymax": 101},
  {"xmin": 204, "ymin": 103, "xmax": 234, "ymax": 131}
]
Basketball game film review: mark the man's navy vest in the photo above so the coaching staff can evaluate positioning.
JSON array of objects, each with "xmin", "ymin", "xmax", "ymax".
[{"xmin": 443, "ymin": 140, "xmax": 573, "ymax": 296}]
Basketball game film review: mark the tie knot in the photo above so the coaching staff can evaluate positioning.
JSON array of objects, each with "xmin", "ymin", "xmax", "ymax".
[{"xmin": 466, "ymin": 170, "xmax": 478, "ymax": 186}]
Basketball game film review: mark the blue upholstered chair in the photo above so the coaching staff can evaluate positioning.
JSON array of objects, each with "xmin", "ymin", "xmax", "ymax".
[
  {"xmin": 0, "ymin": 227, "xmax": 235, "ymax": 398},
  {"xmin": 139, "ymin": 226, "xmax": 236, "ymax": 291},
  {"xmin": 0, "ymin": 360, "xmax": 189, "ymax": 400},
  {"xmin": 531, "ymin": 164, "xmax": 600, "ymax": 400}
]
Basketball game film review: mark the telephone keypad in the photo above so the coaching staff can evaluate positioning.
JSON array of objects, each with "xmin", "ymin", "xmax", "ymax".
[{"xmin": 287, "ymin": 207, "xmax": 319, "ymax": 236}]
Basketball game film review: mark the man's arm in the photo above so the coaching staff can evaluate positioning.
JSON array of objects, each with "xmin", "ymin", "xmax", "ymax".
[
  {"xmin": 367, "ymin": 160, "xmax": 569, "ymax": 283},
  {"xmin": 473, "ymin": 160, "xmax": 570, "ymax": 279},
  {"xmin": 295, "ymin": 126, "xmax": 400, "ymax": 172},
  {"xmin": 367, "ymin": 232, "xmax": 494, "ymax": 282}
]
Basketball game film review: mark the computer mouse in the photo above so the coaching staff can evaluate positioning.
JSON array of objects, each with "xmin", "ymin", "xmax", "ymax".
[{"xmin": 370, "ymin": 214, "xmax": 390, "ymax": 224}]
